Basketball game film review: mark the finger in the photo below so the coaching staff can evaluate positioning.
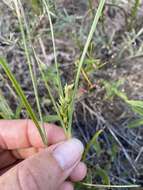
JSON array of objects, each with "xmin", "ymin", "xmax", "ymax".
[
  {"xmin": 0, "ymin": 143, "xmax": 58, "ymax": 170},
  {"xmin": 59, "ymin": 181, "xmax": 74, "ymax": 190},
  {"xmin": 11, "ymin": 142, "xmax": 61, "ymax": 160},
  {"xmin": 0, "ymin": 148, "xmax": 40, "ymax": 170},
  {"xmin": 69, "ymin": 162, "xmax": 87, "ymax": 182},
  {"xmin": 0, "ymin": 120, "xmax": 66, "ymax": 150},
  {"xmin": 12, "ymin": 147, "xmax": 40, "ymax": 159},
  {"xmin": 0, "ymin": 139, "xmax": 84, "ymax": 190}
]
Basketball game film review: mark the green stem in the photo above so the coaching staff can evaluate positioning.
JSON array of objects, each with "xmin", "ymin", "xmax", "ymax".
[
  {"xmin": 42, "ymin": 0, "xmax": 63, "ymax": 97},
  {"xmin": 14, "ymin": 0, "xmax": 47, "ymax": 143},
  {"xmin": 33, "ymin": 47, "xmax": 67, "ymax": 136},
  {"xmin": 68, "ymin": 0, "xmax": 105, "ymax": 136},
  {"xmin": 80, "ymin": 182, "xmax": 140, "ymax": 189}
]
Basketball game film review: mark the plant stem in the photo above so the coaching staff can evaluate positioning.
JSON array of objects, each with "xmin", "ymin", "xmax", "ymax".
[
  {"xmin": 33, "ymin": 46, "xmax": 67, "ymax": 135},
  {"xmin": 68, "ymin": 0, "xmax": 105, "ymax": 137},
  {"xmin": 14, "ymin": 0, "xmax": 47, "ymax": 144},
  {"xmin": 42, "ymin": 0, "xmax": 63, "ymax": 97},
  {"xmin": 80, "ymin": 182, "xmax": 140, "ymax": 188}
]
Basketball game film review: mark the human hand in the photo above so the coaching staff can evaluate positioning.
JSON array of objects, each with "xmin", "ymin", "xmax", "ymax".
[{"xmin": 0, "ymin": 120, "xmax": 87, "ymax": 190}]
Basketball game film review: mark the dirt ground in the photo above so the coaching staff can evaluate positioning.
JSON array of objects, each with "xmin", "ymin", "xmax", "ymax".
[{"xmin": 1, "ymin": 0, "xmax": 143, "ymax": 189}]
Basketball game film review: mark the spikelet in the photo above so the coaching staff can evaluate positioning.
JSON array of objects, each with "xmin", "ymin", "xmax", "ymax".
[{"xmin": 57, "ymin": 84, "xmax": 74, "ymax": 132}]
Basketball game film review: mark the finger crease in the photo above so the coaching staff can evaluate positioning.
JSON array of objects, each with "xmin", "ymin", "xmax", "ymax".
[
  {"xmin": 26, "ymin": 167, "xmax": 41, "ymax": 190},
  {"xmin": 17, "ymin": 166, "xmax": 24, "ymax": 190},
  {"xmin": 25, "ymin": 119, "xmax": 32, "ymax": 147},
  {"xmin": 0, "ymin": 133, "xmax": 8, "ymax": 149}
]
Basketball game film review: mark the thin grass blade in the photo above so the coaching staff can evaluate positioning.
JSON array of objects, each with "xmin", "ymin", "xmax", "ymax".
[
  {"xmin": 13, "ymin": 0, "xmax": 46, "ymax": 141},
  {"xmin": 68, "ymin": 0, "xmax": 106, "ymax": 136},
  {"xmin": 80, "ymin": 182, "xmax": 140, "ymax": 189},
  {"xmin": 83, "ymin": 130, "xmax": 103, "ymax": 160},
  {"xmin": 0, "ymin": 57, "xmax": 47, "ymax": 145},
  {"xmin": 42, "ymin": 0, "xmax": 63, "ymax": 97}
]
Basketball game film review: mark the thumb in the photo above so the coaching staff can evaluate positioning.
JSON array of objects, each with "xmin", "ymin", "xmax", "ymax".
[{"xmin": 0, "ymin": 138, "xmax": 84, "ymax": 190}]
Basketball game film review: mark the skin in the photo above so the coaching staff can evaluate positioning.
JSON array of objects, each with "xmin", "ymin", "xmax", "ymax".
[{"xmin": 0, "ymin": 120, "xmax": 87, "ymax": 190}]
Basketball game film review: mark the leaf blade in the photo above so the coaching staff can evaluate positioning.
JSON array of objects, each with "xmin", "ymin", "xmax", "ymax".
[{"xmin": 0, "ymin": 57, "xmax": 47, "ymax": 145}]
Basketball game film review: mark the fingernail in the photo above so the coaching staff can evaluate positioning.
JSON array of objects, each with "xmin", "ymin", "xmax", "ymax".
[{"xmin": 53, "ymin": 138, "xmax": 84, "ymax": 170}]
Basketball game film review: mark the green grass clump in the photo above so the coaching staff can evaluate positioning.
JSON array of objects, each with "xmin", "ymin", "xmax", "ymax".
[{"xmin": 104, "ymin": 80, "xmax": 143, "ymax": 129}]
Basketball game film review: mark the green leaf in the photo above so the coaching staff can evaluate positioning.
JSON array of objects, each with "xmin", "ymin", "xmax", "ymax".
[
  {"xmin": 0, "ymin": 57, "xmax": 47, "ymax": 145},
  {"xmin": 127, "ymin": 100, "xmax": 143, "ymax": 108},
  {"xmin": 0, "ymin": 90, "xmax": 14, "ymax": 119},
  {"xmin": 128, "ymin": 118, "xmax": 143, "ymax": 128},
  {"xmin": 132, "ymin": 106, "xmax": 143, "ymax": 116},
  {"xmin": 83, "ymin": 130, "xmax": 103, "ymax": 160},
  {"xmin": 85, "ymin": 168, "xmax": 93, "ymax": 184},
  {"xmin": 15, "ymin": 100, "xmax": 23, "ymax": 119},
  {"xmin": 103, "ymin": 80, "xmax": 128, "ymax": 101},
  {"xmin": 27, "ymin": 0, "xmax": 42, "ymax": 14},
  {"xmin": 43, "ymin": 115, "xmax": 60, "ymax": 123},
  {"xmin": 96, "ymin": 167, "xmax": 110, "ymax": 185}
]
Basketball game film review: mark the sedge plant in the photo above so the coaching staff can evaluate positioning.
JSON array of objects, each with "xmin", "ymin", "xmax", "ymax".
[
  {"xmin": 0, "ymin": 0, "xmax": 105, "ymax": 141},
  {"xmin": 0, "ymin": 0, "xmax": 141, "ymax": 188}
]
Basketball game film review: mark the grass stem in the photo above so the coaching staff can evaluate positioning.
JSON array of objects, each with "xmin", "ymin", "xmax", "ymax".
[
  {"xmin": 14, "ymin": 0, "xmax": 47, "ymax": 143},
  {"xmin": 80, "ymin": 182, "xmax": 140, "ymax": 189},
  {"xmin": 68, "ymin": 0, "xmax": 105, "ymax": 137},
  {"xmin": 42, "ymin": 0, "xmax": 63, "ymax": 97}
]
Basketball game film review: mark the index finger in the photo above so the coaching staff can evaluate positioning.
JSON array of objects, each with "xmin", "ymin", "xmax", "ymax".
[{"xmin": 0, "ymin": 120, "xmax": 66, "ymax": 150}]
